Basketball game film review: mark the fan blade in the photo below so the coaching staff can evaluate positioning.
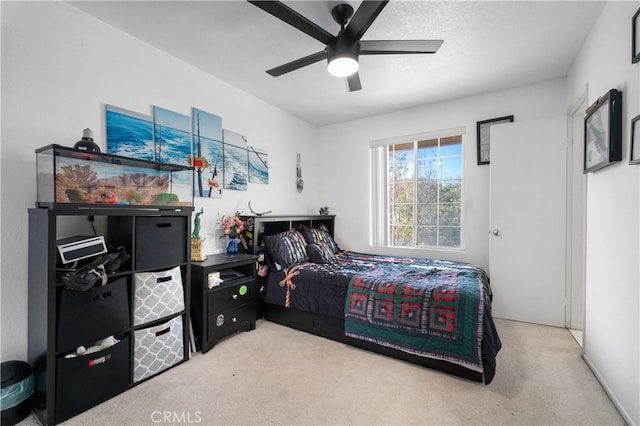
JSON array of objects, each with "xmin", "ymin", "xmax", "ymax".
[
  {"xmin": 248, "ymin": 1, "xmax": 333, "ymax": 45},
  {"xmin": 360, "ymin": 40, "xmax": 444, "ymax": 55},
  {"xmin": 343, "ymin": 1, "xmax": 388, "ymax": 40},
  {"xmin": 346, "ymin": 72, "xmax": 362, "ymax": 92},
  {"xmin": 266, "ymin": 50, "xmax": 327, "ymax": 77}
]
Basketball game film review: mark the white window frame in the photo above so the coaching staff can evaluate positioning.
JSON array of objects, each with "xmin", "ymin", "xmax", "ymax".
[{"xmin": 370, "ymin": 126, "xmax": 466, "ymax": 249}]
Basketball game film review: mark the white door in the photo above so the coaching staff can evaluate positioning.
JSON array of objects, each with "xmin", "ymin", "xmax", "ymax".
[{"xmin": 489, "ymin": 116, "xmax": 567, "ymax": 327}]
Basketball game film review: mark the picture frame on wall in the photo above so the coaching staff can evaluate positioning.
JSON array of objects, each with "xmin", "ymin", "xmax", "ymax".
[
  {"xmin": 476, "ymin": 115, "xmax": 514, "ymax": 165},
  {"xmin": 633, "ymin": 7, "xmax": 640, "ymax": 64},
  {"xmin": 631, "ymin": 114, "xmax": 640, "ymax": 165},
  {"xmin": 583, "ymin": 89, "xmax": 622, "ymax": 173}
]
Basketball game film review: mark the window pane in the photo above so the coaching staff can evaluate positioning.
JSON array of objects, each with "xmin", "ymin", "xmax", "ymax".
[
  {"xmin": 390, "ymin": 203, "xmax": 413, "ymax": 224},
  {"xmin": 439, "ymin": 180, "xmax": 461, "ymax": 203},
  {"xmin": 390, "ymin": 181, "xmax": 414, "ymax": 203},
  {"xmin": 417, "ymin": 138, "xmax": 438, "ymax": 158},
  {"xmin": 438, "ymin": 227, "xmax": 461, "ymax": 247},
  {"xmin": 439, "ymin": 203, "xmax": 461, "ymax": 226},
  {"xmin": 417, "ymin": 180, "xmax": 437, "ymax": 203},
  {"xmin": 416, "ymin": 226, "xmax": 437, "ymax": 246},
  {"xmin": 417, "ymin": 157, "xmax": 440, "ymax": 180},
  {"xmin": 417, "ymin": 203, "xmax": 437, "ymax": 226},
  {"xmin": 440, "ymin": 135, "xmax": 462, "ymax": 156},
  {"xmin": 390, "ymin": 225, "xmax": 413, "ymax": 246},
  {"xmin": 440, "ymin": 157, "xmax": 462, "ymax": 180},
  {"xmin": 389, "ymin": 144, "xmax": 414, "ymax": 180}
]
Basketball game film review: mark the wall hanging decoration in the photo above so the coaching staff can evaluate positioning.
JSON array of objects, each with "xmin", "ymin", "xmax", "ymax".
[
  {"xmin": 633, "ymin": 7, "xmax": 640, "ymax": 64},
  {"xmin": 248, "ymin": 146, "xmax": 269, "ymax": 184},
  {"xmin": 153, "ymin": 106, "xmax": 191, "ymax": 167},
  {"xmin": 630, "ymin": 114, "xmax": 640, "ymax": 165},
  {"xmin": 248, "ymin": 201, "xmax": 272, "ymax": 216},
  {"xmin": 296, "ymin": 153, "xmax": 304, "ymax": 192},
  {"xmin": 106, "ymin": 105, "xmax": 154, "ymax": 161},
  {"xmin": 191, "ymin": 108, "xmax": 223, "ymax": 198},
  {"xmin": 476, "ymin": 115, "xmax": 514, "ymax": 165},
  {"xmin": 583, "ymin": 89, "xmax": 622, "ymax": 173},
  {"xmin": 222, "ymin": 130, "xmax": 248, "ymax": 191}
]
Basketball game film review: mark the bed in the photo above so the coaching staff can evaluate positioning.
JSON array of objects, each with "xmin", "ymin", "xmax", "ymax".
[{"xmin": 258, "ymin": 225, "xmax": 502, "ymax": 384}]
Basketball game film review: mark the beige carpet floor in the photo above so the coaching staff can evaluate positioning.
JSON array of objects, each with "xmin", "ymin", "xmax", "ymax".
[{"xmin": 19, "ymin": 318, "xmax": 624, "ymax": 425}]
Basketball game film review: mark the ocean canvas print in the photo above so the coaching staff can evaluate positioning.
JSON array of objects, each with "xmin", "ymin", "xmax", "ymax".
[
  {"xmin": 106, "ymin": 105, "xmax": 154, "ymax": 161},
  {"xmin": 153, "ymin": 106, "xmax": 192, "ymax": 167},
  {"xmin": 192, "ymin": 108, "xmax": 223, "ymax": 198},
  {"xmin": 222, "ymin": 129, "xmax": 248, "ymax": 191},
  {"xmin": 248, "ymin": 146, "xmax": 269, "ymax": 184}
]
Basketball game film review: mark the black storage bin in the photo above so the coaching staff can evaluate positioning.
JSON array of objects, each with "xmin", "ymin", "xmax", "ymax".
[
  {"xmin": 1, "ymin": 361, "xmax": 34, "ymax": 426},
  {"xmin": 135, "ymin": 217, "xmax": 186, "ymax": 270},
  {"xmin": 57, "ymin": 277, "xmax": 130, "ymax": 353},
  {"xmin": 55, "ymin": 335, "xmax": 130, "ymax": 422}
]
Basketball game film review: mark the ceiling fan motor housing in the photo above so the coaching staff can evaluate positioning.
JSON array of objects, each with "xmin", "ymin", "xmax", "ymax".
[{"xmin": 327, "ymin": 36, "xmax": 359, "ymax": 62}]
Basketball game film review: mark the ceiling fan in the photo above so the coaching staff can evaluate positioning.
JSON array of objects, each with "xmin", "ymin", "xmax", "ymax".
[{"xmin": 248, "ymin": 0, "xmax": 443, "ymax": 92}]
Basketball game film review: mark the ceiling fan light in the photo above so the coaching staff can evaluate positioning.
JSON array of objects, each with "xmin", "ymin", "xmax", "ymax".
[
  {"xmin": 327, "ymin": 37, "xmax": 359, "ymax": 77},
  {"xmin": 328, "ymin": 56, "xmax": 359, "ymax": 77}
]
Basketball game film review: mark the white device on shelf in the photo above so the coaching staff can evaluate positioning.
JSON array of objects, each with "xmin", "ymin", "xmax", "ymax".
[{"xmin": 56, "ymin": 235, "xmax": 108, "ymax": 265}]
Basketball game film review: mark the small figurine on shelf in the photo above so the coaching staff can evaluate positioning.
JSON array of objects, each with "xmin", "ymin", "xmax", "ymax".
[
  {"xmin": 191, "ymin": 208, "xmax": 206, "ymax": 262},
  {"xmin": 192, "ymin": 208, "xmax": 204, "ymax": 239},
  {"xmin": 319, "ymin": 206, "xmax": 329, "ymax": 215}
]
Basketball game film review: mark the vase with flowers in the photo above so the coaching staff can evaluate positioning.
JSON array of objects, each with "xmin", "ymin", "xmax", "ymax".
[{"xmin": 219, "ymin": 212, "xmax": 245, "ymax": 254}]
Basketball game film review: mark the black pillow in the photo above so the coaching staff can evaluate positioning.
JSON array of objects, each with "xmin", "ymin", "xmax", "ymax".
[
  {"xmin": 306, "ymin": 241, "xmax": 338, "ymax": 264},
  {"xmin": 301, "ymin": 225, "xmax": 340, "ymax": 253},
  {"xmin": 263, "ymin": 230, "xmax": 308, "ymax": 270}
]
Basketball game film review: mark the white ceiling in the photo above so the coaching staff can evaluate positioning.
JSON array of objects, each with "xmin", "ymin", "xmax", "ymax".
[{"xmin": 68, "ymin": 1, "xmax": 606, "ymax": 127}]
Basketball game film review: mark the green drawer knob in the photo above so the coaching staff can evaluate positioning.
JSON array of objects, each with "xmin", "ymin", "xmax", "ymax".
[{"xmin": 239, "ymin": 285, "xmax": 248, "ymax": 296}]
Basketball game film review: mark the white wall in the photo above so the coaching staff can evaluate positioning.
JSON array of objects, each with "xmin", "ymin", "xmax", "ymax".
[
  {"xmin": 316, "ymin": 79, "xmax": 567, "ymax": 271},
  {"xmin": 567, "ymin": 2, "xmax": 639, "ymax": 425},
  {"xmin": 0, "ymin": 2, "xmax": 319, "ymax": 361}
]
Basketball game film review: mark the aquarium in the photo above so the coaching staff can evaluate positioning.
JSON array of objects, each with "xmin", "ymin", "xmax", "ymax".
[{"xmin": 36, "ymin": 145, "xmax": 193, "ymax": 208}]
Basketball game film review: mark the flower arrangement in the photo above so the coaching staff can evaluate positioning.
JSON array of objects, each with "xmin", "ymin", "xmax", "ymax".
[{"xmin": 218, "ymin": 212, "xmax": 245, "ymax": 239}]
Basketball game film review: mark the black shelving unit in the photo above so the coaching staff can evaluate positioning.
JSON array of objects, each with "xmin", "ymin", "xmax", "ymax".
[{"xmin": 28, "ymin": 205, "xmax": 193, "ymax": 425}]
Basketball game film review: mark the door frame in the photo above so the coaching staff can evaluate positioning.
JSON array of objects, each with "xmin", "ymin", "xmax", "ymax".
[{"xmin": 565, "ymin": 86, "xmax": 588, "ymax": 341}]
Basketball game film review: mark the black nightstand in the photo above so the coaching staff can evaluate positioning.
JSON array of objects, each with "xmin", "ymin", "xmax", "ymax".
[{"xmin": 191, "ymin": 253, "xmax": 258, "ymax": 353}]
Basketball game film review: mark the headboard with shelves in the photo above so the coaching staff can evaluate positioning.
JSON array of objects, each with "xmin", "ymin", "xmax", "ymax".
[{"xmin": 239, "ymin": 214, "xmax": 335, "ymax": 260}]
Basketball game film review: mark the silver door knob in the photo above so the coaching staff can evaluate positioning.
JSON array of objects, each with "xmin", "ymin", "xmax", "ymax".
[{"xmin": 491, "ymin": 229, "xmax": 501, "ymax": 236}]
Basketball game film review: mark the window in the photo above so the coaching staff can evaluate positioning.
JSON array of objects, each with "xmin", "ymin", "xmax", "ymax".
[{"xmin": 371, "ymin": 128, "xmax": 464, "ymax": 249}]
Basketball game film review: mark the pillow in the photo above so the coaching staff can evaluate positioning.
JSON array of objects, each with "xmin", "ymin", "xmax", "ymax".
[
  {"xmin": 263, "ymin": 230, "xmax": 308, "ymax": 270},
  {"xmin": 301, "ymin": 225, "xmax": 340, "ymax": 253},
  {"xmin": 306, "ymin": 241, "xmax": 338, "ymax": 264}
]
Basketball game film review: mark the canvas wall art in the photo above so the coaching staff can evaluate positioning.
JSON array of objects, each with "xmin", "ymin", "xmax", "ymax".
[
  {"xmin": 106, "ymin": 105, "xmax": 155, "ymax": 161},
  {"xmin": 192, "ymin": 108, "xmax": 223, "ymax": 198},
  {"xmin": 222, "ymin": 129, "xmax": 248, "ymax": 191},
  {"xmin": 248, "ymin": 146, "xmax": 269, "ymax": 184},
  {"xmin": 153, "ymin": 106, "xmax": 192, "ymax": 167}
]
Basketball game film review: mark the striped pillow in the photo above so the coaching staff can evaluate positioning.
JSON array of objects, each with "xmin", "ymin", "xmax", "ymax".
[
  {"xmin": 301, "ymin": 226, "xmax": 340, "ymax": 253},
  {"xmin": 306, "ymin": 241, "xmax": 338, "ymax": 264},
  {"xmin": 263, "ymin": 230, "xmax": 308, "ymax": 270}
]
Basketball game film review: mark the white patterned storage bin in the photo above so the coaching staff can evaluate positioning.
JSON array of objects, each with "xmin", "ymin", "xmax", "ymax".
[
  {"xmin": 133, "ymin": 266, "xmax": 185, "ymax": 326},
  {"xmin": 133, "ymin": 315, "xmax": 184, "ymax": 383}
]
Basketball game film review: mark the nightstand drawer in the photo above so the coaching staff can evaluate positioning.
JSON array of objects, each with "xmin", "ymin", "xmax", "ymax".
[
  {"xmin": 207, "ymin": 304, "xmax": 256, "ymax": 343},
  {"xmin": 208, "ymin": 280, "xmax": 256, "ymax": 313}
]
